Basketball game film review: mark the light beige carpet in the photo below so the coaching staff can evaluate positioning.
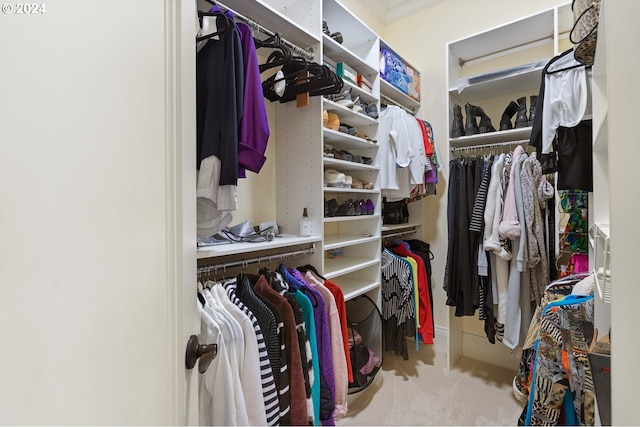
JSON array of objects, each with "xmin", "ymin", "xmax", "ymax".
[{"xmin": 338, "ymin": 342, "xmax": 525, "ymax": 426}]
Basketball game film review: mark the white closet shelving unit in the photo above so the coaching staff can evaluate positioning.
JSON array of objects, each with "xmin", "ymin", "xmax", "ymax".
[
  {"xmin": 589, "ymin": 2, "xmax": 640, "ymax": 423},
  {"xmin": 445, "ymin": 2, "xmax": 573, "ymax": 371},
  {"xmin": 196, "ymin": 0, "xmax": 421, "ymax": 306},
  {"xmin": 589, "ymin": 1, "xmax": 611, "ymax": 337},
  {"xmin": 321, "ymin": 0, "xmax": 382, "ymax": 301},
  {"xmin": 195, "ymin": 0, "xmax": 325, "ymax": 268}
]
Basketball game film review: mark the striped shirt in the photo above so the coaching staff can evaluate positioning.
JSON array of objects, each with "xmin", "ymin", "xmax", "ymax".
[{"xmin": 224, "ymin": 279, "xmax": 281, "ymax": 426}]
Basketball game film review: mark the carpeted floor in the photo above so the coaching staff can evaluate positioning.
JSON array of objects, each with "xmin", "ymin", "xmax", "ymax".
[{"xmin": 338, "ymin": 341, "xmax": 525, "ymax": 426}]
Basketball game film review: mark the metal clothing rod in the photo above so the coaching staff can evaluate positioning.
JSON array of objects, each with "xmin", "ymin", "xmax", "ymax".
[
  {"xmin": 382, "ymin": 228, "xmax": 418, "ymax": 240},
  {"xmin": 380, "ymin": 94, "xmax": 415, "ymax": 115},
  {"xmin": 450, "ymin": 138, "xmax": 532, "ymax": 152},
  {"xmin": 215, "ymin": 1, "xmax": 314, "ymax": 60},
  {"xmin": 198, "ymin": 244, "xmax": 315, "ymax": 273}
]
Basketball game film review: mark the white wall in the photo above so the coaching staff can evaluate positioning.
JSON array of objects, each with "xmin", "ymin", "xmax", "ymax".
[
  {"xmin": 0, "ymin": 0, "xmax": 197, "ymax": 423},
  {"xmin": 334, "ymin": 0, "xmax": 386, "ymax": 38}
]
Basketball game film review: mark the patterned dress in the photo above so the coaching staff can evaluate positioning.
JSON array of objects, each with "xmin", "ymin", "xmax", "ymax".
[{"xmin": 521, "ymin": 295, "xmax": 595, "ymax": 426}]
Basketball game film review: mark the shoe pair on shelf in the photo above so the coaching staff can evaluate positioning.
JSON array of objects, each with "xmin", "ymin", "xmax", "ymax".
[
  {"xmin": 450, "ymin": 103, "xmax": 496, "ymax": 137},
  {"xmin": 450, "ymin": 96, "xmax": 538, "ymax": 138},
  {"xmin": 323, "ymin": 109, "xmax": 340, "ymax": 131},
  {"xmin": 323, "ymin": 104, "xmax": 359, "ymax": 134},
  {"xmin": 324, "ymin": 146, "xmax": 372, "ymax": 165},
  {"xmin": 325, "ymin": 169, "xmax": 350, "ymax": 188},
  {"xmin": 325, "ymin": 198, "xmax": 375, "ymax": 217},
  {"xmin": 330, "ymin": 89, "xmax": 377, "ymax": 118},
  {"xmin": 323, "ymin": 19, "xmax": 343, "ymax": 44},
  {"xmin": 499, "ymin": 95, "xmax": 537, "ymax": 130},
  {"xmin": 325, "ymin": 169, "xmax": 374, "ymax": 189}
]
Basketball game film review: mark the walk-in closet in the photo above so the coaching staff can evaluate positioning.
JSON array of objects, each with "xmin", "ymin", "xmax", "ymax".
[{"xmin": 1, "ymin": 0, "xmax": 637, "ymax": 425}]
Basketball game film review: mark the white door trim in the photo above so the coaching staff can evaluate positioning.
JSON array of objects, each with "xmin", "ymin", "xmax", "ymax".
[{"xmin": 163, "ymin": 0, "xmax": 198, "ymax": 423}]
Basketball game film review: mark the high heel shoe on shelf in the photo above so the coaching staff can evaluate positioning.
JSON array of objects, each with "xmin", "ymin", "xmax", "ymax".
[
  {"xmin": 325, "ymin": 198, "xmax": 339, "ymax": 217},
  {"xmin": 336, "ymin": 199, "xmax": 355, "ymax": 216}
]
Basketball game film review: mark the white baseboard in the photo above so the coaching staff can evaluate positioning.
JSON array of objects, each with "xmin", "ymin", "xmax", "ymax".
[
  {"xmin": 461, "ymin": 331, "xmax": 519, "ymax": 370},
  {"xmin": 432, "ymin": 324, "xmax": 519, "ymax": 371}
]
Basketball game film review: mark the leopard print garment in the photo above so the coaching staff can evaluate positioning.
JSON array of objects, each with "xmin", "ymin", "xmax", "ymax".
[{"xmin": 571, "ymin": 0, "xmax": 601, "ymax": 65}]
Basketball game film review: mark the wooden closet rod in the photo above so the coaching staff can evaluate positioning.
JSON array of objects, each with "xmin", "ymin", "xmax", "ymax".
[
  {"xmin": 198, "ymin": 244, "xmax": 315, "ymax": 273},
  {"xmin": 215, "ymin": 1, "xmax": 314, "ymax": 60}
]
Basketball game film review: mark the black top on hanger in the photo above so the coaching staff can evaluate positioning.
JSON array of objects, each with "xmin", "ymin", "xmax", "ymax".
[{"xmin": 196, "ymin": 10, "xmax": 233, "ymax": 42}]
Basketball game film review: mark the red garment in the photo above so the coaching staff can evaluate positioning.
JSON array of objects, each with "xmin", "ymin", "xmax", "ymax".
[
  {"xmin": 415, "ymin": 118, "xmax": 434, "ymax": 155},
  {"xmin": 390, "ymin": 242, "xmax": 434, "ymax": 344},
  {"xmin": 323, "ymin": 279, "xmax": 354, "ymax": 383},
  {"xmin": 254, "ymin": 276, "xmax": 309, "ymax": 426}
]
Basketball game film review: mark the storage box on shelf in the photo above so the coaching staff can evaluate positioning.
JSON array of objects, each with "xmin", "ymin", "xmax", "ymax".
[{"xmin": 379, "ymin": 40, "xmax": 421, "ymax": 103}]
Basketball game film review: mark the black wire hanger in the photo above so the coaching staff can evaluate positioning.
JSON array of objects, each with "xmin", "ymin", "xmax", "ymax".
[{"xmin": 545, "ymin": 48, "xmax": 591, "ymax": 75}]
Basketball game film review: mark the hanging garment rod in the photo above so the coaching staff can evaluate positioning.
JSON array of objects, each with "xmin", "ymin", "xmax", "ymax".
[
  {"xmin": 450, "ymin": 138, "xmax": 533, "ymax": 154},
  {"xmin": 380, "ymin": 94, "xmax": 416, "ymax": 115},
  {"xmin": 198, "ymin": 243, "xmax": 315, "ymax": 273},
  {"xmin": 211, "ymin": 1, "xmax": 314, "ymax": 60},
  {"xmin": 382, "ymin": 227, "xmax": 419, "ymax": 240}
]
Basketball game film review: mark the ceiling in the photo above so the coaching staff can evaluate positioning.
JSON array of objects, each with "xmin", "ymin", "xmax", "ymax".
[{"xmin": 356, "ymin": 0, "xmax": 444, "ymax": 25}]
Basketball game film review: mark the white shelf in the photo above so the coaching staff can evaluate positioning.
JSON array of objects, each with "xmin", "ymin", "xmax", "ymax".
[
  {"xmin": 323, "ymin": 234, "xmax": 379, "ymax": 250},
  {"xmin": 593, "ymin": 111, "xmax": 608, "ymax": 152},
  {"xmin": 323, "ymin": 187, "xmax": 379, "ymax": 194},
  {"xmin": 324, "ymin": 256, "xmax": 380, "ymax": 278},
  {"xmin": 340, "ymin": 279, "xmax": 381, "ymax": 302},
  {"xmin": 449, "ymin": 127, "xmax": 532, "ymax": 147},
  {"xmin": 448, "ymin": 9, "xmax": 554, "ymax": 65},
  {"xmin": 449, "ymin": 62, "xmax": 546, "ymax": 102},
  {"xmin": 591, "ymin": 224, "xmax": 611, "ymax": 304},
  {"xmin": 220, "ymin": 0, "xmax": 320, "ymax": 49},
  {"xmin": 322, "ymin": 128, "xmax": 379, "ymax": 149},
  {"xmin": 323, "ymin": 34, "xmax": 377, "ymax": 78},
  {"xmin": 323, "ymin": 99, "xmax": 378, "ymax": 128},
  {"xmin": 323, "ymin": 157, "xmax": 377, "ymax": 171},
  {"xmin": 380, "ymin": 79, "xmax": 421, "ymax": 113},
  {"xmin": 324, "ymin": 214, "xmax": 380, "ymax": 223},
  {"xmin": 341, "ymin": 79, "xmax": 377, "ymax": 105},
  {"xmin": 197, "ymin": 235, "xmax": 320, "ymax": 259},
  {"xmin": 381, "ymin": 222, "xmax": 422, "ymax": 233}
]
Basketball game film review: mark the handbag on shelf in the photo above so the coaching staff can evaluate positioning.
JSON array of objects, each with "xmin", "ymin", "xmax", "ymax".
[{"xmin": 570, "ymin": 0, "xmax": 602, "ymax": 66}]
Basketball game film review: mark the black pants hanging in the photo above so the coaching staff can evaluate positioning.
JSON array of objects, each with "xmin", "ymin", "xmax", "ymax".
[{"xmin": 445, "ymin": 158, "xmax": 481, "ymax": 317}]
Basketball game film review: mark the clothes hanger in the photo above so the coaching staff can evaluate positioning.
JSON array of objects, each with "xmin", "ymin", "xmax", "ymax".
[
  {"xmin": 196, "ymin": 14, "xmax": 231, "ymax": 42},
  {"xmin": 297, "ymin": 264, "xmax": 326, "ymax": 282},
  {"xmin": 545, "ymin": 48, "xmax": 591, "ymax": 75},
  {"xmin": 256, "ymin": 34, "xmax": 292, "ymax": 73}
]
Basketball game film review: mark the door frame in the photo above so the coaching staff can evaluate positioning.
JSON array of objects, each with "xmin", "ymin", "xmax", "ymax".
[{"xmin": 164, "ymin": 0, "xmax": 199, "ymax": 423}]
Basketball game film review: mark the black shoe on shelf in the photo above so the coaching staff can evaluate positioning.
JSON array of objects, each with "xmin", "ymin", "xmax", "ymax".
[
  {"xmin": 464, "ymin": 102, "xmax": 479, "ymax": 135},
  {"xmin": 474, "ymin": 105, "xmax": 496, "ymax": 133},
  {"xmin": 500, "ymin": 100, "xmax": 519, "ymax": 131},
  {"xmin": 450, "ymin": 104, "xmax": 465, "ymax": 138},
  {"xmin": 528, "ymin": 95, "xmax": 537, "ymax": 127},
  {"xmin": 514, "ymin": 96, "xmax": 528, "ymax": 129}
]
